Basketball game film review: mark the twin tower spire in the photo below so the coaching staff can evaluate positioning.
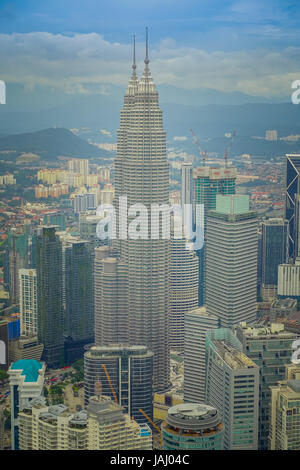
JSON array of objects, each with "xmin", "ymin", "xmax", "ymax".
[
  {"xmin": 127, "ymin": 27, "xmax": 155, "ymax": 96},
  {"xmin": 132, "ymin": 27, "xmax": 149, "ymax": 72}
]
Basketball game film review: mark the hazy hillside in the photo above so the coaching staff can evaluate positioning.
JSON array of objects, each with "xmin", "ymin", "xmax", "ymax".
[{"xmin": 0, "ymin": 128, "xmax": 109, "ymax": 161}]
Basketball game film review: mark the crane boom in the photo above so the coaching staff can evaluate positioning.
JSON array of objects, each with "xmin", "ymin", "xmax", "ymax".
[
  {"xmin": 190, "ymin": 128, "xmax": 206, "ymax": 166},
  {"xmin": 224, "ymin": 129, "xmax": 236, "ymax": 168},
  {"xmin": 138, "ymin": 408, "xmax": 161, "ymax": 434},
  {"xmin": 101, "ymin": 364, "xmax": 118, "ymax": 404}
]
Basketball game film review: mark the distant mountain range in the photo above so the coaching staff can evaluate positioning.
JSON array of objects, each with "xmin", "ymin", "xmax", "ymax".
[
  {"xmin": 0, "ymin": 83, "xmax": 298, "ymax": 140},
  {"xmin": 0, "ymin": 128, "xmax": 109, "ymax": 162}
]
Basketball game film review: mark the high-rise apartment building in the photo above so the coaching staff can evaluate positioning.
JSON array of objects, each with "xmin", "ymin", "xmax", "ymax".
[
  {"xmin": 261, "ymin": 218, "xmax": 288, "ymax": 300},
  {"xmin": 205, "ymin": 328, "xmax": 259, "ymax": 450},
  {"xmin": 87, "ymin": 396, "xmax": 152, "ymax": 450},
  {"xmin": 284, "ymin": 154, "xmax": 300, "ymax": 259},
  {"xmin": 19, "ymin": 269, "xmax": 37, "ymax": 336},
  {"xmin": 36, "ymin": 226, "xmax": 64, "ymax": 368},
  {"xmin": 98, "ymin": 34, "xmax": 170, "ymax": 391},
  {"xmin": 206, "ymin": 195, "xmax": 257, "ymax": 327},
  {"xmin": 74, "ymin": 193, "xmax": 96, "ymax": 215},
  {"xmin": 184, "ymin": 306, "xmax": 219, "ymax": 403},
  {"xmin": 193, "ymin": 166, "xmax": 236, "ymax": 306},
  {"xmin": 8, "ymin": 359, "xmax": 45, "ymax": 450},
  {"xmin": 170, "ymin": 237, "xmax": 198, "ymax": 351},
  {"xmin": 84, "ymin": 344, "xmax": 153, "ymax": 423},
  {"xmin": 269, "ymin": 363, "xmax": 300, "ymax": 450},
  {"xmin": 6, "ymin": 227, "xmax": 30, "ymax": 303},
  {"xmin": 18, "ymin": 395, "xmax": 152, "ymax": 450},
  {"xmin": 68, "ymin": 158, "xmax": 89, "ymax": 177},
  {"xmin": 236, "ymin": 322, "xmax": 299, "ymax": 449},
  {"xmin": 162, "ymin": 403, "xmax": 224, "ymax": 450}
]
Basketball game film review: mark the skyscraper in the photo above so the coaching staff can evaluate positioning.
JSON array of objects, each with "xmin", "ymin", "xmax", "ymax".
[
  {"xmin": 19, "ymin": 269, "xmax": 37, "ymax": 336},
  {"xmin": 269, "ymin": 363, "xmax": 300, "ymax": 450},
  {"xmin": 36, "ymin": 226, "xmax": 64, "ymax": 368},
  {"xmin": 170, "ymin": 237, "xmax": 198, "ymax": 351},
  {"xmin": 206, "ymin": 195, "xmax": 257, "ymax": 327},
  {"xmin": 236, "ymin": 322, "xmax": 299, "ymax": 450},
  {"xmin": 184, "ymin": 306, "xmax": 219, "ymax": 404},
  {"xmin": 193, "ymin": 166, "xmax": 236, "ymax": 306},
  {"xmin": 284, "ymin": 154, "xmax": 300, "ymax": 259},
  {"xmin": 261, "ymin": 218, "xmax": 288, "ymax": 300},
  {"xmin": 64, "ymin": 240, "xmax": 94, "ymax": 362},
  {"xmin": 205, "ymin": 328, "xmax": 259, "ymax": 450},
  {"xmin": 98, "ymin": 32, "xmax": 170, "ymax": 391}
]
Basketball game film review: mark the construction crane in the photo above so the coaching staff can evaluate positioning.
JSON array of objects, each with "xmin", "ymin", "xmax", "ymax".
[
  {"xmin": 101, "ymin": 364, "xmax": 118, "ymax": 404},
  {"xmin": 138, "ymin": 408, "xmax": 162, "ymax": 447},
  {"xmin": 224, "ymin": 129, "xmax": 236, "ymax": 168},
  {"xmin": 190, "ymin": 128, "xmax": 206, "ymax": 166}
]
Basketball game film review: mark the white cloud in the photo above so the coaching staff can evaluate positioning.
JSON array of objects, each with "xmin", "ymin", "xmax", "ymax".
[{"xmin": 0, "ymin": 32, "xmax": 299, "ymax": 97}]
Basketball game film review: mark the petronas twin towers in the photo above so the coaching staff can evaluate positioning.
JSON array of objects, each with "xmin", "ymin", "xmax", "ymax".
[{"xmin": 95, "ymin": 31, "xmax": 170, "ymax": 391}]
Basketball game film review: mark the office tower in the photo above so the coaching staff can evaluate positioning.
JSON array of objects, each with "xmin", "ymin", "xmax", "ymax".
[
  {"xmin": 161, "ymin": 403, "xmax": 223, "ymax": 450},
  {"xmin": 74, "ymin": 193, "xmax": 96, "ymax": 215},
  {"xmin": 236, "ymin": 322, "xmax": 299, "ymax": 450},
  {"xmin": 181, "ymin": 162, "xmax": 193, "ymax": 219},
  {"xmin": 278, "ymin": 258, "xmax": 300, "ymax": 300},
  {"xmin": 205, "ymin": 328, "xmax": 259, "ymax": 450},
  {"xmin": 87, "ymin": 396, "xmax": 152, "ymax": 450},
  {"xmin": 8, "ymin": 359, "xmax": 45, "ymax": 450},
  {"xmin": 100, "ymin": 34, "xmax": 170, "ymax": 391},
  {"xmin": 68, "ymin": 158, "xmax": 89, "ymax": 177},
  {"xmin": 94, "ymin": 246, "xmax": 128, "ymax": 345},
  {"xmin": 19, "ymin": 269, "xmax": 37, "ymax": 336},
  {"xmin": 269, "ymin": 364, "xmax": 300, "ymax": 450},
  {"xmin": 84, "ymin": 344, "xmax": 153, "ymax": 423},
  {"xmin": 64, "ymin": 240, "xmax": 93, "ymax": 362},
  {"xmin": 284, "ymin": 154, "xmax": 300, "ymax": 259},
  {"xmin": 18, "ymin": 398, "xmax": 87, "ymax": 450},
  {"xmin": 0, "ymin": 316, "xmax": 21, "ymax": 370},
  {"xmin": 6, "ymin": 227, "xmax": 30, "ymax": 303},
  {"xmin": 36, "ymin": 226, "xmax": 64, "ymax": 368},
  {"xmin": 206, "ymin": 195, "xmax": 257, "ymax": 327},
  {"xmin": 170, "ymin": 237, "xmax": 198, "ymax": 351},
  {"xmin": 193, "ymin": 166, "xmax": 236, "ymax": 306},
  {"xmin": 184, "ymin": 306, "xmax": 219, "ymax": 403},
  {"xmin": 261, "ymin": 218, "xmax": 288, "ymax": 300}
]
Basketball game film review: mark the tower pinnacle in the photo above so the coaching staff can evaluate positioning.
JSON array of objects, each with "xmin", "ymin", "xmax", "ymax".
[
  {"xmin": 145, "ymin": 26, "xmax": 149, "ymax": 65},
  {"xmin": 132, "ymin": 34, "xmax": 136, "ymax": 71}
]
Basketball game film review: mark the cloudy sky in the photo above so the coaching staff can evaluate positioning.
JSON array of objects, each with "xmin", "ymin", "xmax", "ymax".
[{"xmin": 0, "ymin": 0, "xmax": 300, "ymax": 99}]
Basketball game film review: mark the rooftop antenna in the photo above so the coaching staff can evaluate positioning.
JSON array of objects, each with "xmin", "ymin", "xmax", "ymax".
[
  {"xmin": 132, "ymin": 34, "xmax": 136, "ymax": 71},
  {"xmin": 145, "ymin": 26, "xmax": 149, "ymax": 65}
]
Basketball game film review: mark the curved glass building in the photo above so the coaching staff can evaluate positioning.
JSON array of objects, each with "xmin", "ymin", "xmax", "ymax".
[
  {"xmin": 84, "ymin": 344, "xmax": 153, "ymax": 424},
  {"xmin": 162, "ymin": 403, "xmax": 223, "ymax": 450}
]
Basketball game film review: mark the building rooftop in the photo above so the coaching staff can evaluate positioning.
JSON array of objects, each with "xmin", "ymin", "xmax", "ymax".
[
  {"xmin": 166, "ymin": 403, "xmax": 221, "ymax": 432},
  {"xmin": 10, "ymin": 359, "xmax": 43, "ymax": 382},
  {"xmin": 213, "ymin": 340, "xmax": 257, "ymax": 370}
]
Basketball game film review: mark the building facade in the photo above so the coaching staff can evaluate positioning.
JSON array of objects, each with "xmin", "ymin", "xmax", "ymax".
[
  {"xmin": 236, "ymin": 322, "xmax": 299, "ymax": 449},
  {"xmin": 162, "ymin": 403, "xmax": 223, "ymax": 450},
  {"xmin": 84, "ymin": 344, "xmax": 153, "ymax": 423},
  {"xmin": 206, "ymin": 195, "xmax": 258, "ymax": 327},
  {"xmin": 36, "ymin": 226, "xmax": 64, "ymax": 368},
  {"xmin": 184, "ymin": 306, "xmax": 219, "ymax": 403},
  {"xmin": 205, "ymin": 328, "xmax": 259, "ymax": 450}
]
